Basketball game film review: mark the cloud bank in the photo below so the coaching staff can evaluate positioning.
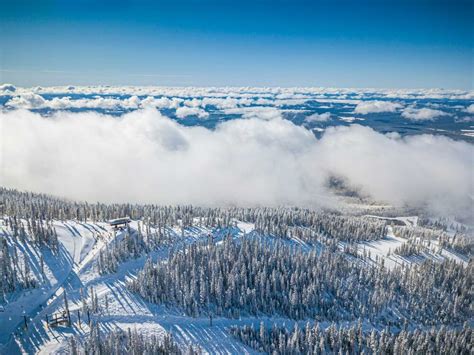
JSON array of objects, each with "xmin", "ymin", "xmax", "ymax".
[
  {"xmin": 1, "ymin": 109, "xmax": 472, "ymax": 219},
  {"xmin": 3, "ymin": 84, "xmax": 473, "ymax": 101},
  {"xmin": 6, "ymin": 93, "xmax": 144, "ymax": 110}
]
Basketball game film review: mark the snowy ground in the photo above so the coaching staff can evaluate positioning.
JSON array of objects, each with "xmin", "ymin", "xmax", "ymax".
[
  {"xmin": 0, "ymin": 216, "xmax": 469, "ymax": 354},
  {"xmin": 0, "ymin": 220, "xmax": 108, "ymax": 350},
  {"xmin": 0, "ymin": 220, "xmax": 259, "ymax": 354}
]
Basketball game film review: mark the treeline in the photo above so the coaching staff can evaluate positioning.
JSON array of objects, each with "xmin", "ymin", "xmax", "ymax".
[
  {"xmin": 4, "ymin": 188, "xmax": 472, "ymax": 256},
  {"xmin": 1, "ymin": 188, "xmax": 391, "ymax": 245},
  {"xmin": 128, "ymin": 236, "xmax": 472, "ymax": 326},
  {"xmin": 69, "ymin": 325, "xmax": 200, "ymax": 354},
  {"xmin": 0, "ymin": 187, "xmax": 226, "ymax": 228},
  {"xmin": 230, "ymin": 322, "xmax": 472, "ymax": 354}
]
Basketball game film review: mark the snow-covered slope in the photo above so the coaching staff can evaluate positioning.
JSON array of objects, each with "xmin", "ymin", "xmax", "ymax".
[
  {"xmin": 0, "ymin": 210, "xmax": 471, "ymax": 354},
  {"xmin": 0, "ymin": 220, "xmax": 108, "ymax": 353},
  {"xmin": 0, "ymin": 219, "xmax": 255, "ymax": 353}
]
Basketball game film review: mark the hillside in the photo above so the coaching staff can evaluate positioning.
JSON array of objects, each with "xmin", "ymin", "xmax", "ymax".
[{"xmin": 0, "ymin": 188, "xmax": 472, "ymax": 354}]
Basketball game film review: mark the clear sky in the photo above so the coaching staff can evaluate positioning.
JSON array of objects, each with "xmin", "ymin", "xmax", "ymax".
[{"xmin": 1, "ymin": 0, "xmax": 472, "ymax": 89}]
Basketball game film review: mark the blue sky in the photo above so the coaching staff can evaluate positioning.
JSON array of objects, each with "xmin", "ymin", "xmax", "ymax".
[{"xmin": 1, "ymin": 0, "xmax": 472, "ymax": 88}]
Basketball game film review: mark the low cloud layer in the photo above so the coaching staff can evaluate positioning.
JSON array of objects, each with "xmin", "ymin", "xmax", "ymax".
[
  {"xmin": 1, "ymin": 109, "xmax": 472, "ymax": 218},
  {"xmin": 3, "ymin": 84, "xmax": 473, "ymax": 101},
  {"xmin": 175, "ymin": 106, "xmax": 209, "ymax": 119},
  {"xmin": 402, "ymin": 107, "xmax": 450, "ymax": 121},
  {"xmin": 354, "ymin": 101, "xmax": 403, "ymax": 114},
  {"xmin": 6, "ymin": 93, "xmax": 144, "ymax": 110},
  {"xmin": 305, "ymin": 112, "xmax": 331, "ymax": 123}
]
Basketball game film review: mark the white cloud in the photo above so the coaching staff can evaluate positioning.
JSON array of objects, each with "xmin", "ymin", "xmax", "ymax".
[
  {"xmin": 305, "ymin": 112, "xmax": 331, "ymax": 123},
  {"xmin": 141, "ymin": 96, "xmax": 183, "ymax": 109},
  {"xmin": 456, "ymin": 116, "xmax": 474, "ymax": 123},
  {"xmin": 1, "ymin": 109, "xmax": 472, "ymax": 219},
  {"xmin": 175, "ymin": 106, "xmax": 209, "ymax": 119},
  {"xmin": 5, "ymin": 93, "xmax": 46, "ymax": 108},
  {"xmin": 4, "ymin": 92, "xmax": 252, "ymax": 113},
  {"xmin": 316, "ymin": 126, "xmax": 472, "ymax": 217},
  {"xmin": 401, "ymin": 107, "xmax": 449, "ymax": 121},
  {"xmin": 224, "ymin": 107, "xmax": 282, "ymax": 120},
  {"xmin": 5, "ymin": 94, "xmax": 143, "ymax": 110},
  {"xmin": 5, "ymin": 85, "xmax": 474, "ymax": 102},
  {"xmin": 354, "ymin": 101, "xmax": 403, "ymax": 114},
  {"xmin": 201, "ymin": 97, "xmax": 254, "ymax": 109},
  {"xmin": 4, "ymin": 87, "xmax": 474, "ymax": 120},
  {"xmin": 183, "ymin": 98, "xmax": 202, "ymax": 108},
  {"xmin": 465, "ymin": 104, "xmax": 474, "ymax": 114},
  {"xmin": 5, "ymin": 93, "xmax": 190, "ymax": 111},
  {"xmin": 338, "ymin": 116, "xmax": 365, "ymax": 123},
  {"xmin": 0, "ymin": 83, "xmax": 16, "ymax": 93}
]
